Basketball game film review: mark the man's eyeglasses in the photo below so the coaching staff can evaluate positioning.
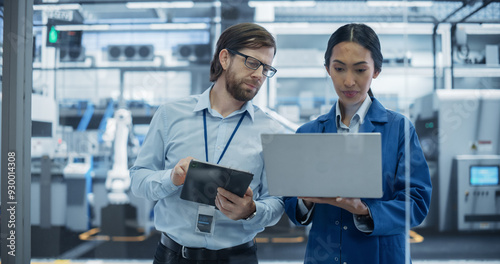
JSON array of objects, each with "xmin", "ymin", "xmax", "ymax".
[{"xmin": 226, "ymin": 49, "xmax": 277, "ymax": 78}]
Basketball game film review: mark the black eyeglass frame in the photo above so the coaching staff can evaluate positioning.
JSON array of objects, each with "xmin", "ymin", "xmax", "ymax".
[{"xmin": 226, "ymin": 49, "xmax": 277, "ymax": 78}]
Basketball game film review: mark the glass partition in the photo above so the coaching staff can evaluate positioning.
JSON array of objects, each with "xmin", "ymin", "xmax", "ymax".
[{"xmin": 4, "ymin": 0, "xmax": 497, "ymax": 263}]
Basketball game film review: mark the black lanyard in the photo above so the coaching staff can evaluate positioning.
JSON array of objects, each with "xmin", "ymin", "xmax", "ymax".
[{"xmin": 203, "ymin": 109, "xmax": 246, "ymax": 164}]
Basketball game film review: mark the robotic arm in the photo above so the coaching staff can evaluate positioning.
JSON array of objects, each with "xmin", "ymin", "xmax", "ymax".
[{"xmin": 105, "ymin": 108, "xmax": 133, "ymax": 204}]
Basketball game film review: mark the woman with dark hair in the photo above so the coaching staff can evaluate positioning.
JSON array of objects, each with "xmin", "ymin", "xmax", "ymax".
[{"xmin": 284, "ymin": 23, "xmax": 432, "ymax": 263}]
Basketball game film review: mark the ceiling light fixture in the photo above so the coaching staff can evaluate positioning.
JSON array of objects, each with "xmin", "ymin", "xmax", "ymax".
[
  {"xmin": 481, "ymin": 23, "xmax": 500, "ymax": 29},
  {"xmin": 33, "ymin": 4, "xmax": 81, "ymax": 11},
  {"xmin": 126, "ymin": 1, "xmax": 195, "ymax": 9},
  {"xmin": 367, "ymin": 1, "xmax": 433, "ymax": 7},
  {"xmin": 248, "ymin": 1, "xmax": 316, "ymax": 8},
  {"xmin": 149, "ymin": 23, "xmax": 209, "ymax": 30},
  {"xmin": 54, "ymin": 24, "xmax": 111, "ymax": 31}
]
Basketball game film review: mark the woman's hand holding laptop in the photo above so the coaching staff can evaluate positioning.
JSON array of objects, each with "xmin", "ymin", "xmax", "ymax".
[{"xmin": 299, "ymin": 196, "xmax": 369, "ymax": 215}]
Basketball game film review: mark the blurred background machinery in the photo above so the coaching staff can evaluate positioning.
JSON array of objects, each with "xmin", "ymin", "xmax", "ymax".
[
  {"xmin": 6, "ymin": 0, "xmax": 498, "ymax": 260},
  {"xmin": 412, "ymin": 89, "xmax": 500, "ymax": 232}
]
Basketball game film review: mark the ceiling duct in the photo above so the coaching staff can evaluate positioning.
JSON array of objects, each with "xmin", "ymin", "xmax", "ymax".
[
  {"xmin": 176, "ymin": 44, "xmax": 211, "ymax": 63},
  {"xmin": 60, "ymin": 46, "xmax": 86, "ymax": 62},
  {"xmin": 107, "ymin": 44, "xmax": 155, "ymax": 61}
]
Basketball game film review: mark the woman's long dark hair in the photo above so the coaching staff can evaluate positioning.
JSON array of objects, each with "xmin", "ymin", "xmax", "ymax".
[{"xmin": 324, "ymin": 23, "xmax": 383, "ymax": 97}]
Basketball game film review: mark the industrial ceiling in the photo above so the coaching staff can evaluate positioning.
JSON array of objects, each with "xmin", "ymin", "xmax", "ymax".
[{"xmin": 30, "ymin": 0, "xmax": 500, "ymax": 28}]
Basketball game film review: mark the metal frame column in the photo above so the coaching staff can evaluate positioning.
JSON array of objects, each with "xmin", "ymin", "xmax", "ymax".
[{"xmin": 1, "ymin": 0, "xmax": 33, "ymax": 263}]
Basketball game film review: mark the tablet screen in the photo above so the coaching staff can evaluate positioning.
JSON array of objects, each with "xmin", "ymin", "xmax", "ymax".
[{"xmin": 180, "ymin": 160, "xmax": 254, "ymax": 206}]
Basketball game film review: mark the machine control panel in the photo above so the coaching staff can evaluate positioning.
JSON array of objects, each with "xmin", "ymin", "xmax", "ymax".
[{"xmin": 456, "ymin": 156, "xmax": 500, "ymax": 231}]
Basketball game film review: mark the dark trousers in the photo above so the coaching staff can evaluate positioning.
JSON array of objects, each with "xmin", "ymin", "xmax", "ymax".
[{"xmin": 153, "ymin": 242, "xmax": 259, "ymax": 264}]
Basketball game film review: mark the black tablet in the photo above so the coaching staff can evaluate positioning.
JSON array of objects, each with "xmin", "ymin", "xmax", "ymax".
[{"xmin": 180, "ymin": 160, "xmax": 254, "ymax": 206}]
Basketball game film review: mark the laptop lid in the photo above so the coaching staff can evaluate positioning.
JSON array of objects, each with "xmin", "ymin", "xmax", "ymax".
[{"xmin": 261, "ymin": 133, "xmax": 383, "ymax": 198}]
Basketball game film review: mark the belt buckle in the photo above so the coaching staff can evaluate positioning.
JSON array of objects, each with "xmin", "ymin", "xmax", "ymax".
[{"xmin": 181, "ymin": 245, "xmax": 188, "ymax": 259}]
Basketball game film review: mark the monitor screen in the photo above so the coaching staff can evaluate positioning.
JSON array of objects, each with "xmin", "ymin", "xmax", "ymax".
[
  {"xmin": 470, "ymin": 166, "xmax": 499, "ymax": 186},
  {"xmin": 73, "ymin": 157, "xmax": 85, "ymax": 164},
  {"xmin": 32, "ymin": 121, "xmax": 52, "ymax": 137}
]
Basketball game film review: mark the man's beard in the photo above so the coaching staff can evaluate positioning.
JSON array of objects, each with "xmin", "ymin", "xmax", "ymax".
[{"xmin": 225, "ymin": 70, "xmax": 260, "ymax": 102}]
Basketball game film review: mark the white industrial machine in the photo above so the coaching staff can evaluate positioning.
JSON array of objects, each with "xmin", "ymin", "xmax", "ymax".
[
  {"xmin": 31, "ymin": 94, "xmax": 68, "ymax": 232},
  {"xmin": 32, "ymin": 94, "xmax": 58, "ymax": 158},
  {"xmin": 412, "ymin": 89, "xmax": 500, "ymax": 232}
]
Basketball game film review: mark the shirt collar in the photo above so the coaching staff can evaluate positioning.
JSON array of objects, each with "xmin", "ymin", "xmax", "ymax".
[
  {"xmin": 193, "ymin": 86, "xmax": 255, "ymax": 121},
  {"xmin": 335, "ymin": 95, "xmax": 372, "ymax": 127}
]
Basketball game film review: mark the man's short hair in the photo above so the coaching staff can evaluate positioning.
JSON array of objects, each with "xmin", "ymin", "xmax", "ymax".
[{"xmin": 209, "ymin": 23, "xmax": 276, "ymax": 82}]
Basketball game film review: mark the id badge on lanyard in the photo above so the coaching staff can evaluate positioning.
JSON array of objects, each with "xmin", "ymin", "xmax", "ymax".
[
  {"xmin": 196, "ymin": 109, "xmax": 246, "ymax": 235},
  {"xmin": 196, "ymin": 205, "xmax": 216, "ymax": 235}
]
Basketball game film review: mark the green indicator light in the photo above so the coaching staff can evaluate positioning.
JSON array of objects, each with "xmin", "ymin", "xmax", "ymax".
[{"xmin": 49, "ymin": 26, "xmax": 58, "ymax": 44}]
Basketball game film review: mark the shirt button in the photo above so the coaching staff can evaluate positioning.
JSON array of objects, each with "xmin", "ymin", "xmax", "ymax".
[
  {"xmin": 335, "ymin": 221, "xmax": 340, "ymax": 225},
  {"xmin": 334, "ymin": 257, "xmax": 339, "ymax": 261},
  {"xmin": 343, "ymin": 226, "xmax": 348, "ymax": 230}
]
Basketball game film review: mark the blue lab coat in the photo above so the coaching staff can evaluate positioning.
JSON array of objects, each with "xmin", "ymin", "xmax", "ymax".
[{"xmin": 284, "ymin": 97, "xmax": 432, "ymax": 264}]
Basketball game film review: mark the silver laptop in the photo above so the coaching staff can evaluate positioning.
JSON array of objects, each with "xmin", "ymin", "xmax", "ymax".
[{"xmin": 261, "ymin": 133, "xmax": 383, "ymax": 198}]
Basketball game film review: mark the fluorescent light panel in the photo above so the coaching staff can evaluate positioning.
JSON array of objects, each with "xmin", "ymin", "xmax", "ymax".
[
  {"xmin": 51, "ymin": 23, "xmax": 208, "ymax": 31},
  {"xmin": 54, "ymin": 24, "xmax": 110, "ymax": 31},
  {"xmin": 126, "ymin": 1, "xmax": 194, "ymax": 9},
  {"xmin": 481, "ymin": 23, "xmax": 500, "ymax": 29},
  {"xmin": 149, "ymin": 23, "xmax": 209, "ymax": 30},
  {"xmin": 33, "ymin": 4, "xmax": 81, "ymax": 11},
  {"xmin": 367, "ymin": 1, "xmax": 433, "ymax": 7},
  {"xmin": 260, "ymin": 22, "xmax": 311, "ymax": 28},
  {"xmin": 248, "ymin": 1, "xmax": 316, "ymax": 8}
]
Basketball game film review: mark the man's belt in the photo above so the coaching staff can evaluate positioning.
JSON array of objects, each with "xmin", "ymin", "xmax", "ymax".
[{"xmin": 161, "ymin": 233, "xmax": 255, "ymax": 260}]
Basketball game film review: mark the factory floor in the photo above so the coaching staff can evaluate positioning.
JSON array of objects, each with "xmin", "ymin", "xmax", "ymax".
[{"xmin": 30, "ymin": 223, "xmax": 500, "ymax": 263}]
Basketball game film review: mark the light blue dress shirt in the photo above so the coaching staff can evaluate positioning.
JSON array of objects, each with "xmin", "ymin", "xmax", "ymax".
[{"xmin": 130, "ymin": 87, "xmax": 285, "ymax": 250}]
